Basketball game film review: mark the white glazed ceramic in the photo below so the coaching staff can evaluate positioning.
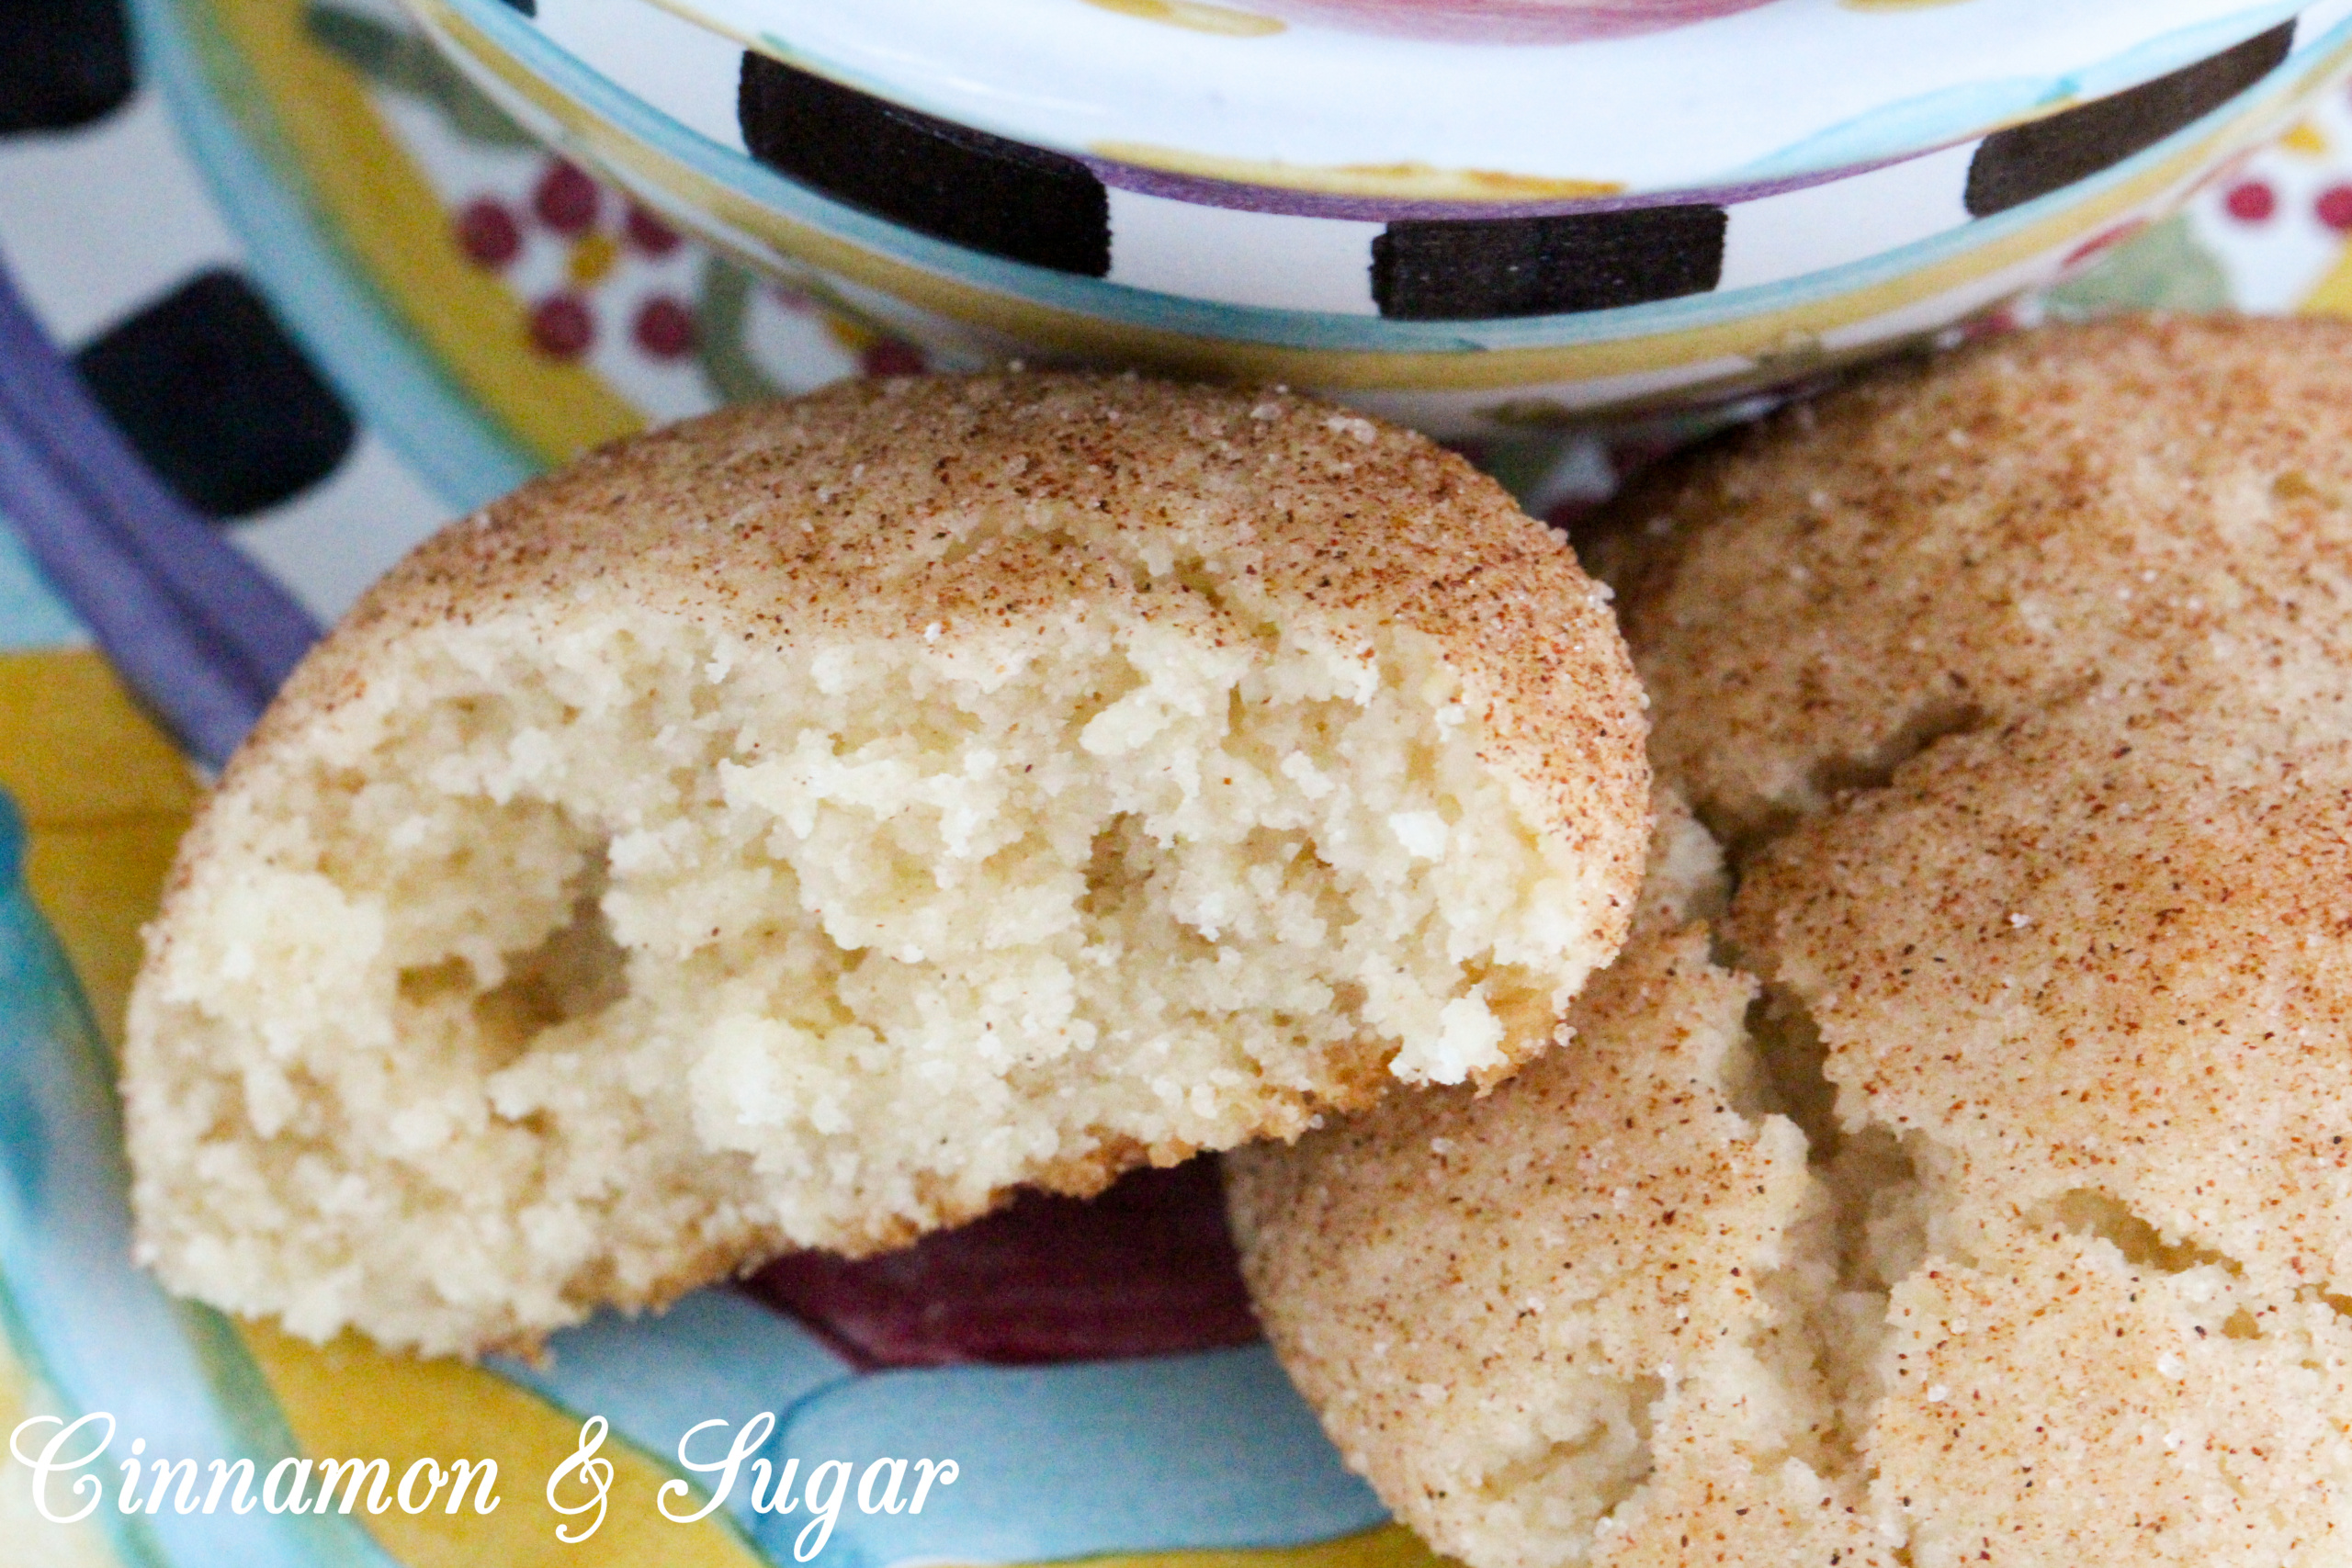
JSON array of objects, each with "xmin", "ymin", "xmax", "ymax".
[
  {"xmin": 658, "ymin": 0, "xmax": 2336, "ymax": 200},
  {"xmin": 405, "ymin": 0, "xmax": 2352, "ymax": 433}
]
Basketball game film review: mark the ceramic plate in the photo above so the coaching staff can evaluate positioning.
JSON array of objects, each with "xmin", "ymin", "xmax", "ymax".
[
  {"xmin": 401, "ymin": 0, "xmax": 2352, "ymax": 437},
  {"xmin": 5, "ymin": 0, "xmax": 2352, "ymax": 1562},
  {"xmin": 657, "ymin": 0, "xmax": 2346, "ymax": 198}
]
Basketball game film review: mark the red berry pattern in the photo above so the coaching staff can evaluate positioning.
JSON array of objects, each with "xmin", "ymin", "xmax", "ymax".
[
  {"xmin": 532, "ymin": 159, "xmax": 600, "ymax": 235},
  {"xmin": 631, "ymin": 297, "xmax": 695, "ymax": 359},
  {"xmin": 455, "ymin": 197, "xmax": 520, "ymax": 268},
  {"xmin": 2173, "ymin": 91, "xmax": 2352, "ymax": 318},
  {"xmin": 625, "ymin": 204, "xmax": 682, "ymax": 257},
  {"xmin": 453, "ymin": 153, "xmax": 720, "ymax": 371},
  {"xmin": 529, "ymin": 293, "xmax": 594, "ymax": 358},
  {"xmin": 2224, "ymin": 180, "xmax": 2277, "ymax": 222}
]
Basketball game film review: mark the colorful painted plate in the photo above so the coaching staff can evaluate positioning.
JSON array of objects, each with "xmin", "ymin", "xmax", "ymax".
[
  {"xmin": 404, "ymin": 0, "xmax": 2352, "ymax": 433},
  {"xmin": 7, "ymin": 0, "xmax": 2352, "ymax": 1562},
  {"xmin": 656, "ymin": 0, "xmax": 2346, "ymax": 199}
]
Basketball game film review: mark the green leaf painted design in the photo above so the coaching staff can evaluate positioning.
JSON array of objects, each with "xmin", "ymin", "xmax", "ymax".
[
  {"xmin": 303, "ymin": 4, "xmax": 536, "ymax": 148},
  {"xmin": 2042, "ymin": 213, "xmax": 2232, "ymax": 321},
  {"xmin": 695, "ymin": 255, "xmax": 791, "ymax": 404}
]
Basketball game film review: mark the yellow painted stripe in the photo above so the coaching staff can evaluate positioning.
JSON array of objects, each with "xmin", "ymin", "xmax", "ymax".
[
  {"xmin": 0, "ymin": 649, "xmax": 196, "ymax": 827},
  {"xmin": 1086, "ymin": 144, "xmax": 1623, "ymax": 203},
  {"xmin": 2304, "ymin": 218, "xmax": 2352, "ymax": 314},
  {"xmin": 239, "ymin": 1323, "xmax": 769, "ymax": 1568},
  {"xmin": 24, "ymin": 814, "xmax": 189, "ymax": 1051},
  {"xmin": 1072, "ymin": 1524, "xmax": 1454, "ymax": 1568},
  {"xmin": 0, "ymin": 647, "xmax": 189, "ymax": 1558},
  {"xmin": 1078, "ymin": 0, "xmax": 1286, "ymax": 38},
  {"xmin": 0, "ymin": 649, "xmax": 198, "ymax": 1047},
  {"xmin": 195, "ymin": 0, "xmax": 642, "ymax": 466}
]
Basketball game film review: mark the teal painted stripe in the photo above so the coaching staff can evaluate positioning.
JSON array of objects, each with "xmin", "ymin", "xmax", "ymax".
[
  {"xmin": 489, "ymin": 1291, "xmax": 854, "ymax": 1453},
  {"xmin": 492, "ymin": 1298, "xmax": 1385, "ymax": 1568},
  {"xmin": 758, "ymin": 1346, "xmax": 1385, "ymax": 1568},
  {"xmin": 0, "ymin": 524, "xmax": 90, "ymax": 651},
  {"xmin": 0, "ymin": 792, "xmax": 404, "ymax": 1568},
  {"xmin": 126, "ymin": 0, "xmax": 538, "ymax": 512},
  {"xmin": 1735, "ymin": 0, "xmax": 2309, "ymax": 180},
  {"xmin": 440, "ymin": 0, "xmax": 2348, "ymax": 358}
]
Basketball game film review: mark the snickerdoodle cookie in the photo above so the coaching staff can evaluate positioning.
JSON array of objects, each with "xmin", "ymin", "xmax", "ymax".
[
  {"xmin": 124, "ymin": 372, "xmax": 1649, "ymax": 1357},
  {"xmin": 1231, "ymin": 317, "xmax": 2352, "ymax": 1568}
]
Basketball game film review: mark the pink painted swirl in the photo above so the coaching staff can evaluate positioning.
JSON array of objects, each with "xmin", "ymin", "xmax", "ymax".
[{"xmin": 1246, "ymin": 0, "xmax": 1778, "ymax": 42}]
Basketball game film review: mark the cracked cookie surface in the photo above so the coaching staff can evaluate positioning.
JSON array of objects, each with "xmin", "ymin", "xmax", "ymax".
[
  {"xmin": 124, "ymin": 372, "xmax": 1650, "ymax": 1358},
  {"xmin": 1229, "ymin": 317, "xmax": 2352, "ymax": 1568}
]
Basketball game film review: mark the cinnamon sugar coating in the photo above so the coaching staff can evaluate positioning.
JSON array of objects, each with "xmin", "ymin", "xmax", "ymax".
[
  {"xmin": 1235, "ymin": 318, "xmax": 2352, "ymax": 1567},
  {"xmin": 125, "ymin": 372, "xmax": 1648, "ymax": 1355}
]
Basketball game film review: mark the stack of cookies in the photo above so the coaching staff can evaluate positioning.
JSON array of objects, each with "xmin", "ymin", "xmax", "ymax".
[
  {"xmin": 1234, "ymin": 317, "xmax": 2352, "ymax": 1568},
  {"xmin": 124, "ymin": 319, "xmax": 2352, "ymax": 1564}
]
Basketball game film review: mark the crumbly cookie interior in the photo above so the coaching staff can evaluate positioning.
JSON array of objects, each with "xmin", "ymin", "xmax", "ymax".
[
  {"xmin": 1234, "ymin": 799, "xmax": 2352, "ymax": 1568},
  {"xmin": 132, "ymin": 599, "xmax": 1602, "ymax": 1354}
]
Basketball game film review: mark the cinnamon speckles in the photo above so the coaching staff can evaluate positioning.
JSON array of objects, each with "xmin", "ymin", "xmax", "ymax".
[
  {"xmin": 124, "ymin": 372, "xmax": 1651, "ymax": 1358},
  {"xmin": 1237, "ymin": 319, "xmax": 2352, "ymax": 1568}
]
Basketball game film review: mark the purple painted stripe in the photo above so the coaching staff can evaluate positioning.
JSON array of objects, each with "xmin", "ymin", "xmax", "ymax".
[
  {"xmin": 1080, "ymin": 145, "xmax": 1940, "ymax": 221},
  {"xmin": 0, "ymin": 260, "xmax": 320, "ymax": 768}
]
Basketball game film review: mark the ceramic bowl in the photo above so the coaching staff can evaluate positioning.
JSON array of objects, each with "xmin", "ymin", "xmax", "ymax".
[{"xmin": 405, "ymin": 0, "xmax": 2352, "ymax": 434}]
